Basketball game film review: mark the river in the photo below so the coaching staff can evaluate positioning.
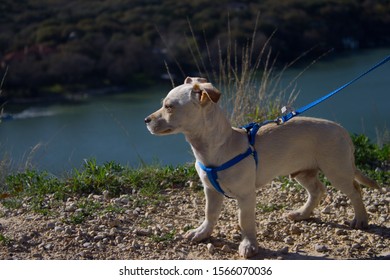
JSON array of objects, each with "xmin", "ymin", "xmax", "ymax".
[{"xmin": 1, "ymin": 48, "xmax": 389, "ymax": 174}]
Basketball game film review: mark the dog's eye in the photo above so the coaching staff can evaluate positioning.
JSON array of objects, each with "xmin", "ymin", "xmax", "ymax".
[{"xmin": 164, "ymin": 104, "xmax": 173, "ymax": 111}]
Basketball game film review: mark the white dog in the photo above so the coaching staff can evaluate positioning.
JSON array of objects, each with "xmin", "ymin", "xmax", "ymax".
[{"xmin": 145, "ymin": 77, "xmax": 380, "ymax": 258}]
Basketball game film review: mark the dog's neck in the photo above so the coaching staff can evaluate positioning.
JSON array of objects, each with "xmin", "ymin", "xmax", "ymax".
[{"xmin": 184, "ymin": 104, "xmax": 243, "ymax": 166}]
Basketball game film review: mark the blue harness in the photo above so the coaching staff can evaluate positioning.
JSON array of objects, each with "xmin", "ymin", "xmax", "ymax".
[
  {"xmin": 196, "ymin": 55, "xmax": 390, "ymax": 198},
  {"xmin": 197, "ymin": 121, "xmax": 269, "ymax": 198}
]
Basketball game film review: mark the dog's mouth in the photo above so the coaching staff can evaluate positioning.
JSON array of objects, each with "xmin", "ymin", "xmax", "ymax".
[
  {"xmin": 147, "ymin": 125, "xmax": 174, "ymax": 135},
  {"xmin": 157, "ymin": 128, "xmax": 174, "ymax": 135}
]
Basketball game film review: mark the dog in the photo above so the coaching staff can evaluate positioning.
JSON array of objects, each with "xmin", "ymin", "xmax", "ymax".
[{"xmin": 145, "ymin": 77, "xmax": 380, "ymax": 258}]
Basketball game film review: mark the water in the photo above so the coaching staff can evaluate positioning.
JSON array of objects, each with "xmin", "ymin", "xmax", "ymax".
[
  {"xmin": 1, "ymin": 49, "xmax": 389, "ymax": 174},
  {"xmin": 282, "ymin": 48, "xmax": 389, "ymax": 139}
]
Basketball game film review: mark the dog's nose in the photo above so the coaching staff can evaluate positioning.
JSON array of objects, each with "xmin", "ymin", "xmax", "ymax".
[{"xmin": 144, "ymin": 116, "xmax": 152, "ymax": 124}]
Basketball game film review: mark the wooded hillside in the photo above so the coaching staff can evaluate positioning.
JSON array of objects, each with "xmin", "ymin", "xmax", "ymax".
[{"xmin": 1, "ymin": 0, "xmax": 389, "ymax": 98}]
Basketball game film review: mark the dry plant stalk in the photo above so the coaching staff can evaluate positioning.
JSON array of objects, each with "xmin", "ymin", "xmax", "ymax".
[{"xmin": 174, "ymin": 15, "xmax": 301, "ymax": 126}]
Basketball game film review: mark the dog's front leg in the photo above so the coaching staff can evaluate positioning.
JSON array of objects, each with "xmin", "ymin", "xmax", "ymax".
[
  {"xmin": 237, "ymin": 194, "xmax": 258, "ymax": 258},
  {"xmin": 185, "ymin": 186, "xmax": 223, "ymax": 242}
]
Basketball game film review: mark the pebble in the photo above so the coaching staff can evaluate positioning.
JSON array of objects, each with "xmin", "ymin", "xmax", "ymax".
[
  {"xmin": 134, "ymin": 229, "xmax": 151, "ymax": 236},
  {"xmin": 64, "ymin": 227, "xmax": 73, "ymax": 235},
  {"xmin": 351, "ymin": 243, "xmax": 361, "ymax": 250},
  {"xmin": 107, "ymin": 219, "xmax": 121, "ymax": 227},
  {"xmin": 284, "ymin": 236, "xmax": 294, "ymax": 245},
  {"xmin": 290, "ymin": 225, "xmax": 302, "ymax": 234},
  {"xmin": 65, "ymin": 203, "xmax": 77, "ymax": 212},
  {"xmin": 221, "ymin": 245, "xmax": 231, "ymax": 252},
  {"xmin": 103, "ymin": 190, "xmax": 110, "ymax": 200},
  {"xmin": 314, "ymin": 244, "xmax": 329, "ymax": 252},
  {"xmin": 46, "ymin": 222, "xmax": 55, "ymax": 229},
  {"xmin": 207, "ymin": 243, "xmax": 215, "ymax": 254},
  {"xmin": 335, "ymin": 229, "xmax": 348, "ymax": 236},
  {"xmin": 321, "ymin": 205, "xmax": 332, "ymax": 214},
  {"xmin": 32, "ymin": 253, "xmax": 43, "ymax": 259},
  {"xmin": 54, "ymin": 226, "xmax": 64, "ymax": 233}
]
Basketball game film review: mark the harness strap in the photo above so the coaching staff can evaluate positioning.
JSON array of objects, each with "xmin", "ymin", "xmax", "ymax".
[
  {"xmin": 197, "ymin": 122, "xmax": 267, "ymax": 198},
  {"xmin": 197, "ymin": 147, "xmax": 256, "ymax": 198}
]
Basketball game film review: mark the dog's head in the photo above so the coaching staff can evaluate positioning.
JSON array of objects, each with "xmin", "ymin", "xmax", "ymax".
[{"xmin": 145, "ymin": 77, "xmax": 221, "ymax": 135}]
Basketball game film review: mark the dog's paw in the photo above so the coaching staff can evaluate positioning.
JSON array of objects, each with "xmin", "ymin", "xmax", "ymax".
[
  {"xmin": 350, "ymin": 218, "xmax": 368, "ymax": 229},
  {"xmin": 184, "ymin": 223, "xmax": 212, "ymax": 242},
  {"xmin": 239, "ymin": 239, "xmax": 258, "ymax": 259},
  {"xmin": 285, "ymin": 210, "xmax": 311, "ymax": 221}
]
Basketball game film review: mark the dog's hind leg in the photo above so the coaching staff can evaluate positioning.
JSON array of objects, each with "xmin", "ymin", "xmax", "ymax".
[
  {"xmin": 326, "ymin": 174, "xmax": 369, "ymax": 229},
  {"xmin": 287, "ymin": 170, "xmax": 326, "ymax": 221}
]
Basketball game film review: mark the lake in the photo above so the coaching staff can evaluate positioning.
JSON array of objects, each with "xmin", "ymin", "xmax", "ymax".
[{"xmin": 1, "ymin": 48, "xmax": 389, "ymax": 174}]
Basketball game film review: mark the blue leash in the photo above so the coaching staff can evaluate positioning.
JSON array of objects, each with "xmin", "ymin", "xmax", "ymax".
[
  {"xmin": 277, "ymin": 54, "xmax": 390, "ymax": 124},
  {"xmin": 198, "ymin": 55, "xmax": 390, "ymax": 198}
]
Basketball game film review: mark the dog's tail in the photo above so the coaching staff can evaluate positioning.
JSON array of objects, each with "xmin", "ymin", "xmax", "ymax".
[{"xmin": 354, "ymin": 169, "xmax": 382, "ymax": 192}]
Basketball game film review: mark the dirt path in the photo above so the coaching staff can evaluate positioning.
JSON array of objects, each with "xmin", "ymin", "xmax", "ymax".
[{"xmin": 1, "ymin": 182, "xmax": 389, "ymax": 260}]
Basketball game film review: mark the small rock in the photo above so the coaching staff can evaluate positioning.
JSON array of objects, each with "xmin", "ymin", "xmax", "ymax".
[
  {"xmin": 232, "ymin": 234, "xmax": 241, "ymax": 240},
  {"xmin": 351, "ymin": 243, "xmax": 361, "ymax": 250},
  {"xmin": 32, "ymin": 253, "xmax": 43, "ymax": 259},
  {"xmin": 135, "ymin": 229, "xmax": 151, "ymax": 236},
  {"xmin": 103, "ymin": 190, "xmax": 110, "ymax": 200},
  {"xmin": 108, "ymin": 219, "xmax": 121, "ymax": 227},
  {"xmin": 109, "ymin": 228, "xmax": 117, "ymax": 236},
  {"xmin": 54, "ymin": 226, "xmax": 64, "ymax": 233},
  {"xmin": 18, "ymin": 234, "xmax": 30, "ymax": 243},
  {"xmin": 207, "ymin": 243, "xmax": 215, "ymax": 254},
  {"xmin": 322, "ymin": 205, "xmax": 332, "ymax": 214},
  {"xmin": 64, "ymin": 227, "xmax": 73, "ymax": 235},
  {"xmin": 46, "ymin": 222, "xmax": 55, "ymax": 229},
  {"xmin": 133, "ymin": 208, "xmax": 141, "ymax": 216},
  {"xmin": 221, "ymin": 244, "xmax": 231, "ymax": 252},
  {"xmin": 65, "ymin": 203, "xmax": 77, "ymax": 212},
  {"xmin": 131, "ymin": 241, "xmax": 141, "ymax": 250},
  {"xmin": 119, "ymin": 195, "xmax": 130, "ymax": 204},
  {"xmin": 366, "ymin": 205, "xmax": 377, "ymax": 213},
  {"xmin": 335, "ymin": 229, "xmax": 348, "ymax": 235},
  {"xmin": 314, "ymin": 244, "xmax": 329, "ymax": 252},
  {"xmin": 290, "ymin": 225, "xmax": 302, "ymax": 234},
  {"xmin": 284, "ymin": 236, "xmax": 294, "ymax": 245}
]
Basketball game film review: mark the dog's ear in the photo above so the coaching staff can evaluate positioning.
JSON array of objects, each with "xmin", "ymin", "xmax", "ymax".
[
  {"xmin": 194, "ymin": 83, "xmax": 221, "ymax": 105},
  {"xmin": 184, "ymin": 77, "xmax": 208, "ymax": 84}
]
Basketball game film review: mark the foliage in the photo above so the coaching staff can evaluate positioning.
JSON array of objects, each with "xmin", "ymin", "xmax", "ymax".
[
  {"xmin": 0, "ymin": 159, "xmax": 200, "ymax": 213},
  {"xmin": 352, "ymin": 134, "xmax": 389, "ymax": 185},
  {"xmin": 0, "ymin": 0, "xmax": 389, "ymax": 98}
]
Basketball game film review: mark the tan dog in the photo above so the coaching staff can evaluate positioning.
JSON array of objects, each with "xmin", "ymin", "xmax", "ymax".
[{"xmin": 145, "ymin": 77, "xmax": 380, "ymax": 258}]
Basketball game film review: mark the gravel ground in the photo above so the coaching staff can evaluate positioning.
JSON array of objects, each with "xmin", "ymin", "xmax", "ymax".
[{"xmin": 0, "ymin": 181, "xmax": 389, "ymax": 260}]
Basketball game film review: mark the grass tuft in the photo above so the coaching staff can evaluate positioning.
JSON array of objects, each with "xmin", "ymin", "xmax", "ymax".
[{"xmin": 0, "ymin": 160, "xmax": 200, "ymax": 213}]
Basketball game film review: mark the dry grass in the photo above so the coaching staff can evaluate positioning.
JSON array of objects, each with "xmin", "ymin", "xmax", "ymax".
[
  {"xmin": 0, "ymin": 66, "xmax": 7, "ymax": 119},
  {"xmin": 164, "ymin": 15, "xmax": 306, "ymax": 126}
]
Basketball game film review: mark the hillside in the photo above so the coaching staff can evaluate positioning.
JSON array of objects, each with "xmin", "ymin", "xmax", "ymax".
[{"xmin": 1, "ymin": 0, "xmax": 389, "ymax": 98}]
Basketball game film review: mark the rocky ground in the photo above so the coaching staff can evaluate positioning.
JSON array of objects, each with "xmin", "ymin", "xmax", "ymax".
[{"xmin": 0, "ymin": 181, "xmax": 389, "ymax": 260}]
